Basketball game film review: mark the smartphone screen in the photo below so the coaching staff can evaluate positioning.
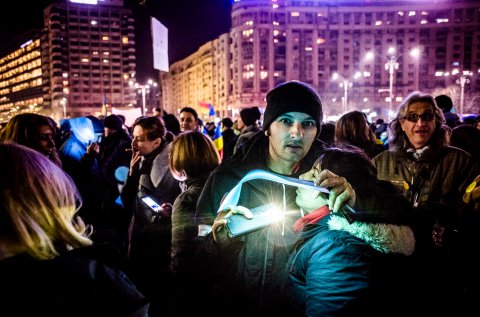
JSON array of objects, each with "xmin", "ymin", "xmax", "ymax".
[{"xmin": 141, "ymin": 196, "xmax": 162, "ymax": 213}]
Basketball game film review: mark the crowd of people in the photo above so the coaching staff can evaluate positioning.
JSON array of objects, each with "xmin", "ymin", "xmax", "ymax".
[{"xmin": 1, "ymin": 81, "xmax": 479, "ymax": 317}]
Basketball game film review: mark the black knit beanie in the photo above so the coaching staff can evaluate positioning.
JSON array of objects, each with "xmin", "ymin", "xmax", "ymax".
[
  {"xmin": 263, "ymin": 81, "xmax": 323, "ymax": 133},
  {"xmin": 103, "ymin": 114, "xmax": 123, "ymax": 131}
]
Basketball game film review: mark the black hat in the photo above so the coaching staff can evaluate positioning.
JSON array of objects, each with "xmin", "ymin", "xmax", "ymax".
[
  {"xmin": 263, "ymin": 81, "xmax": 323, "ymax": 132},
  {"xmin": 434, "ymin": 95, "xmax": 453, "ymax": 113},
  {"xmin": 103, "ymin": 114, "xmax": 123, "ymax": 131},
  {"xmin": 240, "ymin": 107, "xmax": 261, "ymax": 126}
]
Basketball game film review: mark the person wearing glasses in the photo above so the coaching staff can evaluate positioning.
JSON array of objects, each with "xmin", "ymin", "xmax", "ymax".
[{"xmin": 372, "ymin": 91, "xmax": 479, "ymax": 316}]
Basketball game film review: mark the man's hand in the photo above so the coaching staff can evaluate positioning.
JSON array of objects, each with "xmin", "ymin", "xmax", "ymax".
[
  {"xmin": 312, "ymin": 167, "xmax": 356, "ymax": 213},
  {"xmin": 212, "ymin": 205, "xmax": 253, "ymax": 243}
]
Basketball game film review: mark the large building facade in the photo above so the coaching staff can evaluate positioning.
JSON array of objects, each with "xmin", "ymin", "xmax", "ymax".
[
  {"xmin": 0, "ymin": 0, "xmax": 137, "ymax": 123},
  {"xmin": 0, "ymin": 34, "xmax": 43, "ymax": 123},
  {"xmin": 42, "ymin": 0, "xmax": 137, "ymax": 120},
  {"xmin": 162, "ymin": 0, "xmax": 480, "ymax": 120}
]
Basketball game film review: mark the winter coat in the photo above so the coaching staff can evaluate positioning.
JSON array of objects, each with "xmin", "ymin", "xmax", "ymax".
[
  {"xmin": 195, "ymin": 132, "xmax": 412, "ymax": 316},
  {"xmin": 196, "ymin": 132, "xmax": 325, "ymax": 316},
  {"xmin": 0, "ymin": 245, "xmax": 149, "ymax": 317},
  {"xmin": 372, "ymin": 145, "xmax": 478, "ymax": 252},
  {"xmin": 287, "ymin": 214, "xmax": 419, "ymax": 317}
]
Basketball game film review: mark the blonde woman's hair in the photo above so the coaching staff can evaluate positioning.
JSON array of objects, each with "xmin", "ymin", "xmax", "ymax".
[
  {"xmin": 0, "ymin": 142, "xmax": 92, "ymax": 260},
  {"xmin": 169, "ymin": 131, "xmax": 220, "ymax": 179}
]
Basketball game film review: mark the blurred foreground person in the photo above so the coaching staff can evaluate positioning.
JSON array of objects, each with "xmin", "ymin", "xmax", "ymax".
[
  {"xmin": 0, "ymin": 113, "xmax": 62, "ymax": 167},
  {"xmin": 0, "ymin": 142, "xmax": 149, "ymax": 317}
]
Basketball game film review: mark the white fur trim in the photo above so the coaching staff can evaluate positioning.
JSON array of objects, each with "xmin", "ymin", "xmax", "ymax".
[{"xmin": 327, "ymin": 215, "xmax": 415, "ymax": 256}]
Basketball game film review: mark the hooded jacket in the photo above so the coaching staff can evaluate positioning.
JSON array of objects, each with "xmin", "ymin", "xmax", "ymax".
[{"xmin": 287, "ymin": 214, "xmax": 418, "ymax": 317}]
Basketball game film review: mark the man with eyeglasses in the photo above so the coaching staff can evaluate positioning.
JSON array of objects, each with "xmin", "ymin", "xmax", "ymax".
[{"xmin": 372, "ymin": 91, "xmax": 479, "ymax": 316}]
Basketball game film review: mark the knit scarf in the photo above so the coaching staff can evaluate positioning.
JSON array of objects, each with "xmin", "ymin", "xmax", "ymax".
[{"xmin": 293, "ymin": 205, "xmax": 330, "ymax": 233}]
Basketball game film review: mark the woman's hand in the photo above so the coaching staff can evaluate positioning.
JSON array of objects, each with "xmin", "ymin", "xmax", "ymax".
[{"xmin": 129, "ymin": 148, "xmax": 141, "ymax": 176}]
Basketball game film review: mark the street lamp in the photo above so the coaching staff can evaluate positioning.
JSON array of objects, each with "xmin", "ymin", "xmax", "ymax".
[
  {"xmin": 455, "ymin": 70, "xmax": 472, "ymax": 120},
  {"xmin": 366, "ymin": 47, "xmax": 421, "ymax": 121},
  {"xmin": 129, "ymin": 79, "xmax": 157, "ymax": 116},
  {"xmin": 332, "ymin": 72, "xmax": 362, "ymax": 114}
]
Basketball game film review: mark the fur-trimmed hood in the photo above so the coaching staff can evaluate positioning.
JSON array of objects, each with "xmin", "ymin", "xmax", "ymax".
[{"xmin": 328, "ymin": 214, "xmax": 415, "ymax": 256}]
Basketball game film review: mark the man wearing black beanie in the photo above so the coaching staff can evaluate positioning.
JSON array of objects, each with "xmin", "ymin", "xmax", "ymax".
[{"xmin": 194, "ymin": 80, "xmax": 356, "ymax": 315}]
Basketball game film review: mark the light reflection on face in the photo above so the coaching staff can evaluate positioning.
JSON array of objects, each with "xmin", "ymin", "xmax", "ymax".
[
  {"xmin": 179, "ymin": 111, "xmax": 197, "ymax": 132},
  {"xmin": 400, "ymin": 101, "xmax": 436, "ymax": 150},
  {"xmin": 296, "ymin": 164, "xmax": 328, "ymax": 213},
  {"xmin": 268, "ymin": 112, "xmax": 317, "ymax": 168}
]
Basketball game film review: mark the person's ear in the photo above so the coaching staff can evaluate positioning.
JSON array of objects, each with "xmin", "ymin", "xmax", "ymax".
[{"xmin": 264, "ymin": 130, "xmax": 270, "ymax": 136}]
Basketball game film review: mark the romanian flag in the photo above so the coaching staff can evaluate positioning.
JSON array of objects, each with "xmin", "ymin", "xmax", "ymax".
[
  {"xmin": 199, "ymin": 101, "xmax": 215, "ymax": 116},
  {"xmin": 212, "ymin": 123, "xmax": 223, "ymax": 158},
  {"xmin": 202, "ymin": 123, "xmax": 223, "ymax": 158}
]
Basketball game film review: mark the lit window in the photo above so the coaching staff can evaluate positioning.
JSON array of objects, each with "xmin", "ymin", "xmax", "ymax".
[
  {"xmin": 436, "ymin": 18, "xmax": 449, "ymax": 23},
  {"xmin": 408, "ymin": 11, "xmax": 416, "ymax": 16},
  {"xmin": 317, "ymin": 38, "xmax": 326, "ymax": 44},
  {"xmin": 102, "ymin": 36, "xmax": 109, "ymax": 41},
  {"xmin": 375, "ymin": 21, "xmax": 382, "ymax": 26},
  {"xmin": 291, "ymin": 12, "xmax": 300, "ymax": 17},
  {"xmin": 122, "ymin": 37, "xmax": 129, "ymax": 44},
  {"xmin": 81, "ymin": 58, "xmax": 89, "ymax": 63},
  {"xmin": 91, "ymin": 20, "xmax": 97, "ymax": 26}
]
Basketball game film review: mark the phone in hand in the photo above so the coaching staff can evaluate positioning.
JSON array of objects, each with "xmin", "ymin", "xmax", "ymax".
[
  {"xmin": 225, "ymin": 203, "xmax": 283, "ymax": 238},
  {"xmin": 141, "ymin": 196, "xmax": 162, "ymax": 213}
]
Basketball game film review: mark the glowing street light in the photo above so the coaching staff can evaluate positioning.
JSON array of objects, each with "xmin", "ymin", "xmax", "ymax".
[
  {"xmin": 366, "ymin": 47, "xmax": 421, "ymax": 120},
  {"xmin": 129, "ymin": 79, "xmax": 157, "ymax": 116},
  {"xmin": 456, "ymin": 70, "xmax": 472, "ymax": 120},
  {"xmin": 332, "ymin": 71, "xmax": 362, "ymax": 114}
]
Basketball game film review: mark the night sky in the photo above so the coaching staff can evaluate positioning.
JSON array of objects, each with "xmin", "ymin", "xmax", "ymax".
[{"xmin": 0, "ymin": 0, "xmax": 232, "ymax": 81}]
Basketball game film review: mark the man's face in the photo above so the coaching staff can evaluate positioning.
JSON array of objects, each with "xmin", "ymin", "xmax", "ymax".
[
  {"xmin": 400, "ymin": 101, "xmax": 436, "ymax": 150},
  {"xmin": 268, "ymin": 111, "xmax": 317, "ymax": 166},
  {"xmin": 179, "ymin": 111, "xmax": 197, "ymax": 132},
  {"xmin": 132, "ymin": 125, "xmax": 160, "ymax": 156},
  {"xmin": 296, "ymin": 164, "xmax": 328, "ymax": 213}
]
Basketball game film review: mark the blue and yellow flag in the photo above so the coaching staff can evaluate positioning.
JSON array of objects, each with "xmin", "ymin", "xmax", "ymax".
[{"xmin": 212, "ymin": 123, "xmax": 223, "ymax": 158}]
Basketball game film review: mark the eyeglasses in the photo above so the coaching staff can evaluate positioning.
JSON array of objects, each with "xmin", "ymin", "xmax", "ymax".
[{"xmin": 402, "ymin": 113, "xmax": 435, "ymax": 123}]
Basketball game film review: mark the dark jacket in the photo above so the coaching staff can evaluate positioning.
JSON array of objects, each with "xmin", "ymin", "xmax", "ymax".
[
  {"xmin": 221, "ymin": 128, "xmax": 238, "ymax": 162},
  {"xmin": 196, "ymin": 132, "xmax": 325, "ymax": 316},
  {"xmin": 0, "ymin": 245, "xmax": 149, "ymax": 317}
]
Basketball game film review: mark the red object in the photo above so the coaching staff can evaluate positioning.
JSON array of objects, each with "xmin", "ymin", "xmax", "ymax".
[{"xmin": 293, "ymin": 205, "xmax": 330, "ymax": 233}]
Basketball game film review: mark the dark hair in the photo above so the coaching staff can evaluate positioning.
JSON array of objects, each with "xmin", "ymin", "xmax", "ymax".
[
  {"xmin": 180, "ymin": 107, "xmax": 198, "ymax": 121},
  {"xmin": 315, "ymin": 145, "xmax": 377, "ymax": 192},
  {"xmin": 132, "ymin": 116, "xmax": 166, "ymax": 141},
  {"xmin": 221, "ymin": 117, "xmax": 234, "ymax": 128},
  {"xmin": 335, "ymin": 111, "xmax": 375, "ymax": 148},
  {"xmin": 163, "ymin": 113, "xmax": 181, "ymax": 135},
  {"xmin": 450, "ymin": 124, "xmax": 480, "ymax": 162},
  {"xmin": 434, "ymin": 94, "xmax": 453, "ymax": 113}
]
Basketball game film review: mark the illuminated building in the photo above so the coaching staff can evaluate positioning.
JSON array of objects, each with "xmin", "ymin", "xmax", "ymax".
[
  {"xmin": 162, "ymin": 33, "xmax": 231, "ymax": 119},
  {"xmin": 162, "ymin": 0, "xmax": 479, "ymax": 119},
  {"xmin": 0, "ymin": 34, "xmax": 43, "ymax": 123},
  {"xmin": 41, "ymin": 0, "xmax": 136, "ymax": 120}
]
